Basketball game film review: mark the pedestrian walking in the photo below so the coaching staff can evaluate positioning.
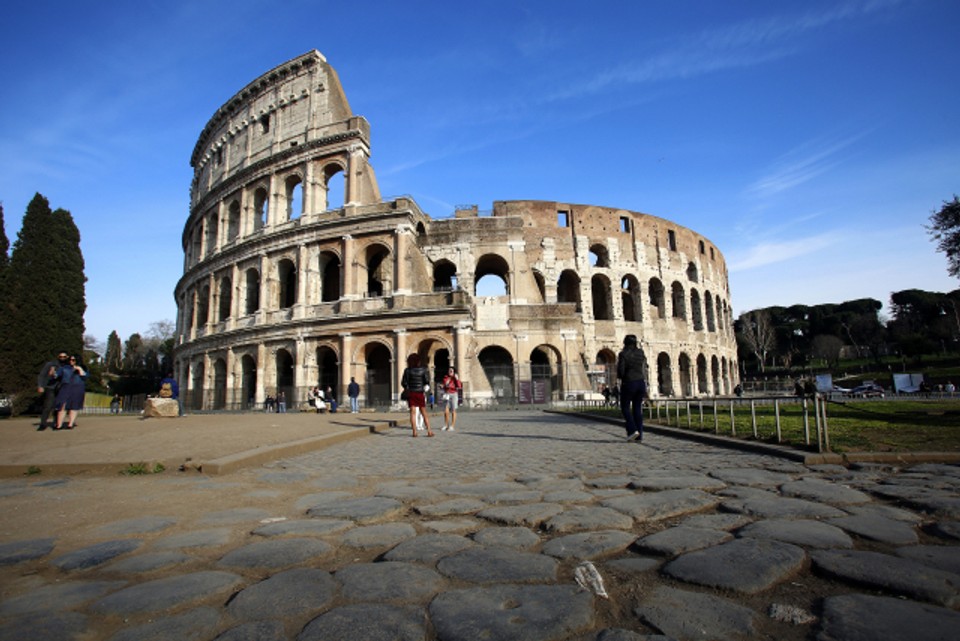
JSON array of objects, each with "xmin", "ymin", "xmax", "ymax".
[
  {"xmin": 400, "ymin": 354, "xmax": 434, "ymax": 437},
  {"xmin": 440, "ymin": 366, "xmax": 462, "ymax": 431},
  {"xmin": 36, "ymin": 351, "xmax": 65, "ymax": 431},
  {"xmin": 347, "ymin": 377, "xmax": 360, "ymax": 413},
  {"xmin": 53, "ymin": 355, "xmax": 87, "ymax": 430},
  {"xmin": 616, "ymin": 335, "xmax": 647, "ymax": 442}
]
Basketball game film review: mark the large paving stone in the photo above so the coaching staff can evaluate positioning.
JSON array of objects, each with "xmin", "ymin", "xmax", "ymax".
[
  {"xmin": 213, "ymin": 621, "xmax": 286, "ymax": 641},
  {"xmin": 636, "ymin": 526, "xmax": 732, "ymax": 556},
  {"xmin": 102, "ymin": 551, "xmax": 193, "ymax": 573},
  {"xmin": 0, "ymin": 579, "xmax": 125, "ymax": 616},
  {"xmin": 681, "ymin": 513, "xmax": 751, "ymax": 531},
  {"xmin": 868, "ymin": 485, "xmax": 960, "ymax": 518},
  {"xmin": 217, "ymin": 537, "xmax": 332, "ymax": 569},
  {"xmin": 51, "ymin": 539, "xmax": 142, "ymax": 571},
  {"xmin": 0, "ymin": 537, "xmax": 55, "ymax": 566},
  {"xmin": 493, "ymin": 489, "xmax": 545, "ymax": 504},
  {"xmin": 437, "ymin": 546, "xmax": 558, "ymax": 582},
  {"xmin": 375, "ymin": 482, "xmax": 446, "ymax": 502},
  {"xmin": 342, "ymin": 523, "xmax": 417, "ymax": 549},
  {"xmin": 662, "ymin": 538, "xmax": 806, "ymax": 594},
  {"xmin": 928, "ymin": 520, "xmax": 960, "ymax": 541},
  {"xmin": 94, "ymin": 516, "xmax": 177, "ymax": 536},
  {"xmin": 251, "ymin": 518, "xmax": 353, "ymax": 537},
  {"xmin": 473, "ymin": 526, "xmax": 541, "ymax": 549},
  {"xmin": 721, "ymin": 496, "xmax": 846, "ymax": 520},
  {"xmin": 198, "ymin": 507, "xmax": 273, "ymax": 525},
  {"xmin": 634, "ymin": 585, "xmax": 758, "ymax": 641},
  {"xmin": 544, "ymin": 506, "xmax": 634, "ymax": 533},
  {"xmin": 225, "ymin": 568, "xmax": 337, "ymax": 621},
  {"xmin": 294, "ymin": 491, "xmax": 354, "ymax": 511},
  {"xmin": 605, "ymin": 557, "xmax": 660, "ymax": 574},
  {"xmin": 415, "ymin": 497, "xmax": 487, "ymax": 517},
  {"xmin": 0, "ymin": 611, "xmax": 89, "ymax": 641},
  {"xmin": 153, "ymin": 527, "xmax": 234, "ymax": 549},
  {"xmin": 709, "ymin": 468, "xmax": 795, "ymax": 487},
  {"xmin": 543, "ymin": 489, "xmax": 596, "ymax": 503},
  {"xmin": 477, "ymin": 502, "xmax": 565, "ymax": 527},
  {"xmin": 306, "ymin": 496, "xmax": 405, "ymax": 523},
  {"xmin": 108, "ymin": 606, "xmax": 221, "ymax": 641},
  {"xmin": 299, "ymin": 604, "xmax": 426, "ymax": 641},
  {"xmin": 335, "ymin": 561, "xmax": 445, "ymax": 602},
  {"xmin": 811, "ymin": 549, "xmax": 960, "ymax": 608},
  {"xmin": 429, "ymin": 584, "xmax": 594, "ymax": 641},
  {"xmin": 827, "ymin": 513, "xmax": 919, "ymax": 545},
  {"xmin": 628, "ymin": 474, "xmax": 726, "ymax": 491},
  {"xmin": 91, "ymin": 570, "xmax": 243, "ymax": 615},
  {"xmin": 602, "ymin": 489, "xmax": 719, "ymax": 521},
  {"xmin": 541, "ymin": 530, "xmax": 637, "ymax": 560},
  {"xmin": 737, "ymin": 519, "xmax": 854, "ymax": 549},
  {"xmin": 779, "ymin": 478, "xmax": 872, "ymax": 505},
  {"xmin": 842, "ymin": 502, "xmax": 923, "ymax": 523},
  {"xmin": 383, "ymin": 533, "xmax": 476, "ymax": 564},
  {"xmin": 897, "ymin": 544, "xmax": 960, "ymax": 576},
  {"xmin": 818, "ymin": 593, "xmax": 960, "ymax": 641},
  {"xmin": 445, "ymin": 480, "xmax": 530, "ymax": 496}
]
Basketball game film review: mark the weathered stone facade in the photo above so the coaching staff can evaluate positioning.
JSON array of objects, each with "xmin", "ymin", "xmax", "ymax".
[{"xmin": 174, "ymin": 50, "xmax": 738, "ymax": 410}]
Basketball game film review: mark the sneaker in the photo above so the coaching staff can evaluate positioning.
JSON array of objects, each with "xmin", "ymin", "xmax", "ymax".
[
  {"xmin": 626, "ymin": 432, "xmax": 641, "ymax": 442},
  {"xmin": 441, "ymin": 425, "xmax": 449, "ymax": 431}
]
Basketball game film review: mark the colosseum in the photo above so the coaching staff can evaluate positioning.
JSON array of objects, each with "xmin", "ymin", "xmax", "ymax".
[{"xmin": 173, "ymin": 50, "xmax": 738, "ymax": 411}]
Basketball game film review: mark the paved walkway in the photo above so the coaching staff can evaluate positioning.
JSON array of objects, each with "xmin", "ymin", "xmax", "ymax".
[{"xmin": 0, "ymin": 410, "xmax": 958, "ymax": 640}]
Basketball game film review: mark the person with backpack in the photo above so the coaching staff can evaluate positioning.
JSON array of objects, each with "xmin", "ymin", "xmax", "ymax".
[{"xmin": 616, "ymin": 335, "xmax": 647, "ymax": 442}]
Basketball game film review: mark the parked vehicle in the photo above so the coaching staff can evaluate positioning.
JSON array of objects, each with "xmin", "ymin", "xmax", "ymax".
[{"xmin": 850, "ymin": 382, "xmax": 884, "ymax": 398}]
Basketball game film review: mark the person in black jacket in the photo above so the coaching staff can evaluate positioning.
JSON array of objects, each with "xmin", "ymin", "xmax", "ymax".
[
  {"xmin": 36, "ymin": 351, "xmax": 67, "ymax": 431},
  {"xmin": 616, "ymin": 334, "xmax": 647, "ymax": 442},
  {"xmin": 400, "ymin": 353, "xmax": 434, "ymax": 437}
]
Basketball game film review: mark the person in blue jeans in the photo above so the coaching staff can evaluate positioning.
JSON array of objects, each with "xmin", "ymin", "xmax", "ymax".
[{"xmin": 616, "ymin": 334, "xmax": 647, "ymax": 442}]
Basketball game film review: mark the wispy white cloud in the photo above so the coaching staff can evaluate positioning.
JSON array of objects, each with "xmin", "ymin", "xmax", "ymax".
[
  {"xmin": 744, "ymin": 133, "xmax": 868, "ymax": 200},
  {"xmin": 727, "ymin": 232, "xmax": 840, "ymax": 271}
]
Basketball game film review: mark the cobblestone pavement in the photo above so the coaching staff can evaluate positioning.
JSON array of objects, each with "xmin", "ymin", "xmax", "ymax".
[{"xmin": 1, "ymin": 410, "xmax": 959, "ymax": 641}]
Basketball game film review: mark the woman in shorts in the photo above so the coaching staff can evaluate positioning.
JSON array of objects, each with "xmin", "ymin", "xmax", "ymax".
[{"xmin": 400, "ymin": 353, "xmax": 434, "ymax": 437}]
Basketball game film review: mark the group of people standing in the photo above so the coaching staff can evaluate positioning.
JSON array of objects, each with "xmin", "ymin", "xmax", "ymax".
[
  {"xmin": 37, "ymin": 350, "xmax": 87, "ymax": 431},
  {"xmin": 399, "ymin": 355, "xmax": 462, "ymax": 438}
]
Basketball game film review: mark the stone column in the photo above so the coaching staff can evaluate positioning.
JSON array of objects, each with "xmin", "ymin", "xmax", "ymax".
[
  {"xmin": 258, "ymin": 254, "xmax": 270, "ymax": 322},
  {"xmin": 346, "ymin": 144, "xmax": 364, "ymax": 206},
  {"xmin": 341, "ymin": 235, "xmax": 356, "ymax": 299},
  {"xmin": 190, "ymin": 287, "xmax": 199, "ymax": 341},
  {"xmin": 206, "ymin": 273, "xmax": 216, "ymax": 332},
  {"xmin": 295, "ymin": 243, "xmax": 308, "ymax": 319},
  {"xmin": 294, "ymin": 336, "xmax": 306, "ymax": 405},
  {"xmin": 454, "ymin": 323, "xmax": 469, "ymax": 400},
  {"xmin": 394, "ymin": 329, "xmax": 407, "ymax": 403},
  {"xmin": 507, "ymin": 240, "xmax": 525, "ymax": 304},
  {"xmin": 229, "ymin": 264, "xmax": 240, "ymax": 330},
  {"xmin": 340, "ymin": 332, "xmax": 354, "ymax": 403},
  {"xmin": 226, "ymin": 347, "xmax": 236, "ymax": 408},
  {"xmin": 256, "ymin": 343, "xmax": 267, "ymax": 407},
  {"xmin": 394, "ymin": 226, "xmax": 410, "ymax": 295},
  {"xmin": 202, "ymin": 352, "xmax": 212, "ymax": 411},
  {"xmin": 214, "ymin": 200, "xmax": 225, "ymax": 253},
  {"xmin": 267, "ymin": 173, "xmax": 279, "ymax": 228}
]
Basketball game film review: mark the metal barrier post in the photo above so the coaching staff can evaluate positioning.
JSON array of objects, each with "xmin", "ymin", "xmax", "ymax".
[{"xmin": 774, "ymin": 399, "xmax": 782, "ymax": 443}]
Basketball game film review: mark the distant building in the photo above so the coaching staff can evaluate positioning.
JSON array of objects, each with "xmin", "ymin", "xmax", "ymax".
[{"xmin": 174, "ymin": 50, "xmax": 738, "ymax": 410}]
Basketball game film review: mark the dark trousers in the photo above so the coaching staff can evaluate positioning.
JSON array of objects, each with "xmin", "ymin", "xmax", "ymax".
[
  {"xmin": 39, "ymin": 388, "xmax": 57, "ymax": 427},
  {"xmin": 620, "ymin": 379, "xmax": 645, "ymax": 438}
]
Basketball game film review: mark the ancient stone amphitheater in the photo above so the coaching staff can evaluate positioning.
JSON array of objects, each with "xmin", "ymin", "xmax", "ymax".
[{"xmin": 173, "ymin": 51, "xmax": 738, "ymax": 410}]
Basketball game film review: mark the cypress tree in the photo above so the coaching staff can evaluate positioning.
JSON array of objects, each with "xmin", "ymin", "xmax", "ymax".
[
  {"xmin": 104, "ymin": 330, "xmax": 123, "ymax": 374},
  {"xmin": 0, "ymin": 194, "xmax": 86, "ymax": 411},
  {"xmin": 0, "ymin": 202, "xmax": 9, "ymax": 274}
]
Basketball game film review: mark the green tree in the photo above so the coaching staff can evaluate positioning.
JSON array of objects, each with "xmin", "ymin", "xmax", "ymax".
[
  {"xmin": 104, "ymin": 330, "xmax": 123, "ymax": 374},
  {"xmin": 0, "ymin": 202, "xmax": 9, "ymax": 275},
  {"xmin": 927, "ymin": 195, "xmax": 960, "ymax": 278},
  {"xmin": 0, "ymin": 194, "xmax": 86, "ymax": 411}
]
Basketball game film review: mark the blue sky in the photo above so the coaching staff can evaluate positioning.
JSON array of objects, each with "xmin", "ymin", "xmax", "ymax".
[{"xmin": 1, "ymin": 0, "xmax": 958, "ymax": 346}]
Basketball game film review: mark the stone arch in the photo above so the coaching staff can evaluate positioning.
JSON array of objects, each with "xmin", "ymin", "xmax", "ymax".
[
  {"xmin": 678, "ymin": 352, "xmax": 693, "ymax": 397},
  {"xmin": 671, "ymin": 281, "xmax": 686, "ymax": 320},
  {"xmin": 657, "ymin": 352, "xmax": 673, "ymax": 397},
  {"xmin": 278, "ymin": 258, "xmax": 298, "ymax": 308},
  {"xmin": 532, "ymin": 269, "xmax": 546, "ymax": 303},
  {"xmin": 591, "ymin": 274, "xmax": 614, "ymax": 320},
  {"xmin": 241, "ymin": 353, "xmax": 257, "ymax": 409},
  {"xmin": 191, "ymin": 360, "xmax": 205, "ymax": 410},
  {"xmin": 227, "ymin": 200, "xmax": 241, "ymax": 242},
  {"xmin": 197, "ymin": 283, "xmax": 210, "ymax": 326},
  {"xmin": 253, "ymin": 186, "xmax": 268, "ymax": 229},
  {"xmin": 690, "ymin": 288, "xmax": 703, "ymax": 331},
  {"xmin": 558, "ymin": 269, "xmax": 581, "ymax": 312},
  {"xmin": 205, "ymin": 210, "xmax": 218, "ymax": 258},
  {"xmin": 648, "ymin": 277, "xmax": 665, "ymax": 319},
  {"xmin": 705, "ymin": 291, "xmax": 716, "ymax": 332},
  {"xmin": 531, "ymin": 344, "xmax": 563, "ymax": 402},
  {"xmin": 363, "ymin": 243, "xmax": 392, "ymax": 297},
  {"xmin": 721, "ymin": 356, "xmax": 731, "ymax": 394},
  {"xmin": 433, "ymin": 259, "xmax": 458, "ymax": 292},
  {"xmin": 322, "ymin": 162, "xmax": 346, "ymax": 210},
  {"xmin": 589, "ymin": 243, "xmax": 610, "ymax": 268},
  {"xmin": 686, "ymin": 261, "xmax": 698, "ymax": 282},
  {"xmin": 244, "ymin": 268, "xmax": 260, "ymax": 314},
  {"xmin": 711, "ymin": 355, "xmax": 721, "ymax": 395},
  {"xmin": 479, "ymin": 345, "xmax": 515, "ymax": 405},
  {"xmin": 475, "ymin": 253, "xmax": 510, "ymax": 296},
  {"xmin": 213, "ymin": 357, "xmax": 228, "ymax": 410},
  {"xmin": 285, "ymin": 174, "xmax": 303, "ymax": 220},
  {"xmin": 218, "ymin": 276, "xmax": 232, "ymax": 322},
  {"xmin": 275, "ymin": 348, "xmax": 295, "ymax": 402},
  {"xmin": 319, "ymin": 250, "xmax": 341, "ymax": 302},
  {"xmin": 190, "ymin": 225, "xmax": 203, "ymax": 265},
  {"xmin": 363, "ymin": 341, "xmax": 392, "ymax": 407},
  {"xmin": 696, "ymin": 353, "xmax": 709, "ymax": 395},
  {"xmin": 315, "ymin": 345, "xmax": 339, "ymax": 395},
  {"xmin": 621, "ymin": 275, "xmax": 642, "ymax": 323},
  {"xmin": 596, "ymin": 349, "xmax": 617, "ymax": 389}
]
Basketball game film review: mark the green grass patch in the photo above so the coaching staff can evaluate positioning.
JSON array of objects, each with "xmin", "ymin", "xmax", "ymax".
[
  {"xmin": 120, "ymin": 462, "xmax": 166, "ymax": 475},
  {"xmin": 584, "ymin": 399, "xmax": 960, "ymax": 454}
]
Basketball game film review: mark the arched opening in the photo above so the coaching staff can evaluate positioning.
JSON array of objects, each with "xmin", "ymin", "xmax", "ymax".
[
  {"xmin": 197, "ymin": 284, "xmax": 210, "ymax": 326},
  {"xmin": 589, "ymin": 244, "xmax": 610, "ymax": 268},
  {"xmin": 705, "ymin": 291, "xmax": 716, "ymax": 332},
  {"xmin": 275, "ymin": 349, "xmax": 295, "ymax": 406},
  {"xmin": 686, "ymin": 262, "xmax": 698, "ymax": 282},
  {"xmin": 475, "ymin": 253, "xmax": 510, "ymax": 297},
  {"xmin": 319, "ymin": 251, "xmax": 341, "ymax": 302},
  {"xmin": 558, "ymin": 270, "xmax": 581, "ymax": 312},
  {"xmin": 690, "ymin": 288, "xmax": 703, "ymax": 331},
  {"xmin": 657, "ymin": 352, "xmax": 673, "ymax": 397},
  {"xmin": 205, "ymin": 212, "xmax": 218, "ymax": 259},
  {"xmin": 227, "ymin": 200, "xmax": 241, "ymax": 242},
  {"xmin": 532, "ymin": 269, "xmax": 546, "ymax": 303},
  {"xmin": 191, "ymin": 226, "xmax": 203, "ymax": 265},
  {"xmin": 678, "ymin": 353, "xmax": 693, "ymax": 397},
  {"xmin": 241, "ymin": 354, "xmax": 257, "ymax": 409},
  {"xmin": 697, "ymin": 354, "xmax": 709, "ymax": 395},
  {"xmin": 671, "ymin": 282, "xmax": 686, "ymax": 320},
  {"xmin": 530, "ymin": 345, "xmax": 561, "ymax": 402},
  {"xmin": 286, "ymin": 175, "xmax": 303, "ymax": 221},
  {"xmin": 712, "ymin": 356, "xmax": 721, "ymax": 396},
  {"xmin": 364, "ymin": 343, "xmax": 392, "ymax": 407},
  {"xmin": 191, "ymin": 361, "xmax": 205, "ymax": 411},
  {"xmin": 325, "ymin": 165, "xmax": 345, "ymax": 210},
  {"xmin": 595, "ymin": 349, "xmax": 617, "ymax": 390},
  {"xmin": 479, "ymin": 345, "xmax": 515, "ymax": 405},
  {"xmin": 591, "ymin": 274, "xmax": 613, "ymax": 320},
  {"xmin": 218, "ymin": 277, "xmax": 232, "ymax": 322},
  {"xmin": 433, "ymin": 260, "xmax": 458, "ymax": 292},
  {"xmin": 253, "ymin": 187, "xmax": 268, "ymax": 229},
  {"xmin": 213, "ymin": 358, "xmax": 227, "ymax": 410},
  {"xmin": 244, "ymin": 268, "xmax": 260, "ymax": 314},
  {"xmin": 278, "ymin": 259, "xmax": 297, "ymax": 308},
  {"xmin": 316, "ymin": 346, "xmax": 339, "ymax": 398},
  {"xmin": 432, "ymin": 349, "xmax": 451, "ymax": 388},
  {"xmin": 648, "ymin": 278, "xmax": 665, "ymax": 319},
  {"xmin": 364, "ymin": 244, "xmax": 391, "ymax": 297},
  {"xmin": 621, "ymin": 275, "xmax": 642, "ymax": 322}
]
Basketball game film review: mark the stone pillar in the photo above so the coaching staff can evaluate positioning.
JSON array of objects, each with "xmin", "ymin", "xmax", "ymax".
[
  {"xmin": 226, "ymin": 347, "xmax": 236, "ymax": 408},
  {"xmin": 346, "ymin": 144, "xmax": 364, "ymax": 206},
  {"xmin": 267, "ymin": 174, "xmax": 279, "ymax": 228},
  {"xmin": 205, "ymin": 273, "xmax": 216, "ymax": 332},
  {"xmin": 341, "ymin": 235, "xmax": 356, "ymax": 299},
  {"xmin": 305, "ymin": 159, "xmax": 318, "ymax": 216},
  {"xmin": 394, "ymin": 226, "xmax": 410, "ymax": 295},
  {"xmin": 202, "ymin": 352, "xmax": 212, "ymax": 411},
  {"xmin": 214, "ymin": 200, "xmax": 225, "ymax": 253},
  {"xmin": 256, "ymin": 343, "xmax": 267, "ymax": 406},
  {"xmin": 394, "ymin": 329, "xmax": 407, "ymax": 403},
  {"xmin": 340, "ymin": 332, "xmax": 354, "ymax": 402},
  {"xmin": 258, "ymin": 254, "xmax": 270, "ymax": 322},
  {"xmin": 295, "ymin": 243, "xmax": 308, "ymax": 318},
  {"xmin": 294, "ymin": 336, "xmax": 306, "ymax": 406},
  {"xmin": 190, "ymin": 287, "xmax": 199, "ymax": 340},
  {"xmin": 454, "ymin": 323, "xmax": 469, "ymax": 400},
  {"xmin": 507, "ymin": 240, "xmax": 525, "ymax": 304},
  {"xmin": 229, "ymin": 264, "xmax": 240, "ymax": 330}
]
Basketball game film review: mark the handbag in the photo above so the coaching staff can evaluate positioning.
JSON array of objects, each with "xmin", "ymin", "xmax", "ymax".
[{"xmin": 400, "ymin": 390, "xmax": 408, "ymax": 401}]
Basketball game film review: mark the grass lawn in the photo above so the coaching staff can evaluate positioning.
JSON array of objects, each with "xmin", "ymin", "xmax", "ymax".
[{"xmin": 583, "ymin": 398, "xmax": 960, "ymax": 454}]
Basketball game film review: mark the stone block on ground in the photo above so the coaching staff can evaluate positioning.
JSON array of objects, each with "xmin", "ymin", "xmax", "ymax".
[{"xmin": 143, "ymin": 397, "xmax": 180, "ymax": 418}]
